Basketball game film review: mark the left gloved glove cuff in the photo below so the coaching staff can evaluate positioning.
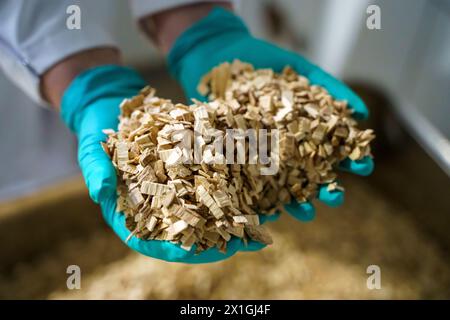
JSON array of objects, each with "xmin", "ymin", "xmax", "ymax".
[
  {"xmin": 167, "ymin": 7, "xmax": 250, "ymax": 78},
  {"xmin": 61, "ymin": 65, "xmax": 146, "ymax": 134}
]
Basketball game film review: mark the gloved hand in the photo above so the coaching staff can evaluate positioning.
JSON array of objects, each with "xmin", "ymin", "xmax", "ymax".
[
  {"xmin": 168, "ymin": 7, "xmax": 374, "ymax": 222},
  {"xmin": 61, "ymin": 65, "xmax": 265, "ymax": 263}
]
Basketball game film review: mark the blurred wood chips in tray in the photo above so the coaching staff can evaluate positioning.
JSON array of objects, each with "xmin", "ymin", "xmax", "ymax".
[{"xmin": 102, "ymin": 60, "xmax": 374, "ymax": 253}]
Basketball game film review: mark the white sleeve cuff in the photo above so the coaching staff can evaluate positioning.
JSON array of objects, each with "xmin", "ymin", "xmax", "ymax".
[{"xmin": 24, "ymin": 28, "xmax": 118, "ymax": 76}]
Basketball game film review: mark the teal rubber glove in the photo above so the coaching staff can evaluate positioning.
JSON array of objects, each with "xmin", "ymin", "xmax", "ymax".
[
  {"xmin": 168, "ymin": 7, "xmax": 374, "ymax": 222},
  {"xmin": 61, "ymin": 65, "xmax": 265, "ymax": 263}
]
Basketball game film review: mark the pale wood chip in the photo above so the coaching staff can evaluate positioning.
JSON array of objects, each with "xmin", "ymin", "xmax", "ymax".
[
  {"xmin": 140, "ymin": 182, "xmax": 172, "ymax": 196},
  {"xmin": 212, "ymin": 190, "xmax": 232, "ymax": 208},
  {"xmin": 128, "ymin": 188, "xmax": 144, "ymax": 208},
  {"xmin": 146, "ymin": 216, "xmax": 158, "ymax": 232},
  {"xmin": 167, "ymin": 220, "xmax": 188, "ymax": 236},
  {"xmin": 197, "ymin": 185, "xmax": 224, "ymax": 219}
]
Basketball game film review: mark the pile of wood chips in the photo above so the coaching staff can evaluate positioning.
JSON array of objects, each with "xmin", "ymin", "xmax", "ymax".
[{"xmin": 102, "ymin": 60, "xmax": 374, "ymax": 253}]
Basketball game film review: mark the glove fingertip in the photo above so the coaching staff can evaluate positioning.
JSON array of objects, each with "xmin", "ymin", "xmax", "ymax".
[
  {"xmin": 242, "ymin": 240, "xmax": 267, "ymax": 252},
  {"xmin": 339, "ymin": 156, "xmax": 374, "ymax": 176},
  {"xmin": 349, "ymin": 95, "xmax": 369, "ymax": 120},
  {"xmin": 284, "ymin": 201, "xmax": 316, "ymax": 222},
  {"xmin": 259, "ymin": 212, "xmax": 280, "ymax": 224},
  {"xmin": 318, "ymin": 185, "xmax": 344, "ymax": 207}
]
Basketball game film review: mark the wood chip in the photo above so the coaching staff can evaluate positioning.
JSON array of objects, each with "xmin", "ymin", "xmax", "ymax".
[
  {"xmin": 212, "ymin": 190, "xmax": 232, "ymax": 208},
  {"xmin": 167, "ymin": 220, "xmax": 188, "ymax": 237},
  {"xmin": 197, "ymin": 185, "xmax": 225, "ymax": 219},
  {"xmin": 140, "ymin": 182, "xmax": 172, "ymax": 196},
  {"xmin": 128, "ymin": 188, "xmax": 144, "ymax": 208},
  {"xmin": 146, "ymin": 216, "xmax": 158, "ymax": 232}
]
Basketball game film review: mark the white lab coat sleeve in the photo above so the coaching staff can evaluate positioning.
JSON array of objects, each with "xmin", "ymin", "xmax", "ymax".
[
  {"xmin": 130, "ymin": 0, "xmax": 236, "ymax": 20},
  {"xmin": 0, "ymin": 0, "xmax": 119, "ymax": 106}
]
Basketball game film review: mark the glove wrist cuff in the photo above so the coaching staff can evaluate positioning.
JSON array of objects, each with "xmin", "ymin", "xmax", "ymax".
[
  {"xmin": 167, "ymin": 7, "xmax": 250, "ymax": 78},
  {"xmin": 61, "ymin": 65, "xmax": 146, "ymax": 133}
]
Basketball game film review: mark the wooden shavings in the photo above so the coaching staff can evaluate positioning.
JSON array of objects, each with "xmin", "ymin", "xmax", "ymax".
[
  {"xmin": 197, "ymin": 185, "xmax": 225, "ymax": 219},
  {"xmin": 232, "ymin": 216, "xmax": 248, "ymax": 224},
  {"xmin": 140, "ymin": 182, "xmax": 172, "ymax": 196},
  {"xmin": 212, "ymin": 190, "xmax": 232, "ymax": 208},
  {"xmin": 104, "ymin": 60, "xmax": 374, "ymax": 254},
  {"xmin": 116, "ymin": 142, "xmax": 129, "ymax": 168},
  {"xmin": 146, "ymin": 216, "xmax": 158, "ymax": 232},
  {"xmin": 167, "ymin": 220, "xmax": 188, "ymax": 237},
  {"xmin": 327, "ymin": 182, "xmax": 344, "ymax": 192},
  {"xmin": 128, "ymin": 188, "xmax": 144, "ymax": 208}
]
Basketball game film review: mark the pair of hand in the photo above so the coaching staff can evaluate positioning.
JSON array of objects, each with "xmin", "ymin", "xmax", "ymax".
[{"xmin": 61, "ymin": 8, "xmax": 373, "ymax": 263}]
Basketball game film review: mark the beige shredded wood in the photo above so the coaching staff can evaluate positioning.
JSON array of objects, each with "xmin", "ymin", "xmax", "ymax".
[{"xmin": 103, "ymin": 60, "xmax": 374, "ymax": 253}]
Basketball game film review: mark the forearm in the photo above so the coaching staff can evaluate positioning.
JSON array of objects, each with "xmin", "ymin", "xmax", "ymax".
[
  {"xmin": 41, "ymin": 48, "xmax": 122, "ymax": 109},
  {"xmin": 140, "ymin": 2, "xmax": 233, "ymax": 55}
]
